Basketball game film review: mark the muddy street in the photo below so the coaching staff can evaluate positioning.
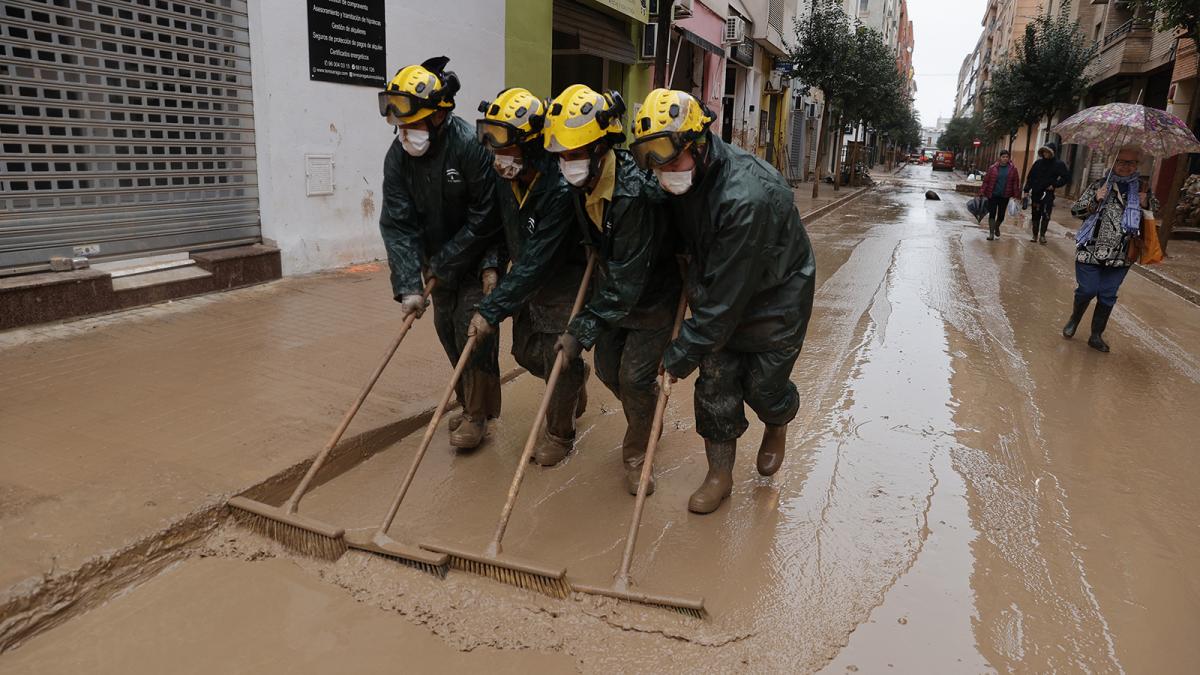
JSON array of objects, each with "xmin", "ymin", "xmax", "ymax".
[{"xmin": 4, "ymin": 166, "xmax": 1200, "ymax": 673}]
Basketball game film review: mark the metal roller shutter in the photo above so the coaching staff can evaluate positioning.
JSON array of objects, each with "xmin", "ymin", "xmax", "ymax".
[
  {"xmin": 0, "ymin": 0, "xmax": 260, "ymax": 273},
  {"xmin": 553, "ymin": 0, "xmax": 636, "ymax": 65}
]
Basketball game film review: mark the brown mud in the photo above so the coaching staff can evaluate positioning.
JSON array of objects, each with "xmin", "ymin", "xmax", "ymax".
[{"xmin": 3, "ymin": 166, "xmax": 1199, "ymax": 672}]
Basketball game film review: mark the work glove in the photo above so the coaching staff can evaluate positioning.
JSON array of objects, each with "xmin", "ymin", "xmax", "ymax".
[
  {"xmin": 481, "ymin": 267, "xmax": 499, "ymax": 295},
  {"xmin": 467, "ymin": 312, "xmax": 494, "ymax": 338},
  {"xmin": 554, "ymin": 332, "xmax": 582, "ymax": 361},
  {"xmin": 399, "ymin": 294, "xmax": 427, "ymax": 319}
]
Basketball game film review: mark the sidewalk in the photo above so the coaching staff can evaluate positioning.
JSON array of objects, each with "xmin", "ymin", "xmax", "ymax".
[
  {"xmin": 0, "ymin": 263, "xmax": 517, "ymax": 647},
  {"xmin": 792, "ymin": 180, "xmax": 871, "ymax": 221}
]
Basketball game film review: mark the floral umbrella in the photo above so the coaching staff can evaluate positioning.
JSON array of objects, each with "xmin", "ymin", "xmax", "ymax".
[{"xmin": 1052, "ymin": 103, "xmax": 1200, "ymax": 159}]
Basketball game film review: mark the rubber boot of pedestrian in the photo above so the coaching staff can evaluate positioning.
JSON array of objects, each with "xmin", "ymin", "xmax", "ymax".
[
  {"xmin": 756, "ymin": 424, "xmax": 787, "ymax": 477},
  {"xmin": 1039, "ymin": 218, "xmax": 1048, "ymax": 244},
  {"xmin": 1062, "ymin": 296, "xmax": 1090, "ymax": 339},
  {"xmin": 987, "ymin": 216, "xmax": 995, "ymax": 241},
  {"xmin": 534, "ymin": 373, "xmax": 579, "ymax": 466},
  {"xmin": 688, "ymin": 439, "xmax": 735, "ymax": 514},
  {"xmin": 449, "ymin": 372, "xmax": 489, "ymax": 450},
  {"xmin": 1088, "ymin": 303, "xmax": 1113, "ymax": 353}
]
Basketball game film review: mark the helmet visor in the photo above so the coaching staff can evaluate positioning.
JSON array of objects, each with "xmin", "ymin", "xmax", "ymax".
[
  {"xmin": 476, "ymin": 119, "xmax": 520, "ymax": 148},
  {"xmin": 378, "ymin": 91, "xmax": 424, "ymax": 123},
  {"xmin": 630, "ymin": 133, "xmax": 684, "ymax": 170}
]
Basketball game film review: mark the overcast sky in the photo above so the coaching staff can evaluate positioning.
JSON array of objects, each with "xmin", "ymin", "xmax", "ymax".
[{"xmin": 908, "ymin": 0, "xmax": 988, "ymax": 127}]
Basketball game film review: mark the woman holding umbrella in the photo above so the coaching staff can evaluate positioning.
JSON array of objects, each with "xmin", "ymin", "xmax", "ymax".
[
  {"xmin": 1054, "ymin": 102, "xmax": 1200, "ymax": 353},
  {"xmin": 1063, "ymin": 146, "xmax": 1158, "ymax": 352}
]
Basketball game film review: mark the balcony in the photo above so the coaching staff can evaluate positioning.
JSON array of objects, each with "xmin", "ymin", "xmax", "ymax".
[{"xmin": 1089, "ymin": 18, "xmax": 1163, "ymax": 84}]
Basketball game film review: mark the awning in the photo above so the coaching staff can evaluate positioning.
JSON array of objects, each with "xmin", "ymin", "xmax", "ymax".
[{"xmin": 675, "ymin": 27, "xmax": 723, "ymax": 57}]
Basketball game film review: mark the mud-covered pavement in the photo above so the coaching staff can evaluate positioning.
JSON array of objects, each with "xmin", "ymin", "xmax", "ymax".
[{"xmin": 4, "ymin": 165, "xmax": 1200, "ymax": 673}]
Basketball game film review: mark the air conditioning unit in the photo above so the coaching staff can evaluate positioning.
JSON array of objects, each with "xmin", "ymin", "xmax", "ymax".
[
  {"xmin": 723, "ymin": 16, "xmax": 746, "ymax": 44},
  {"xmin": 766, "ymin": 71, "xmax": 784, "ymax": 92},
  {"xmin": 641, "ymin": 23, "xmax": 658, "ymax": 59},
  {"xmin": 674, "ymin": 0, "xmax": 694, "ymax": 19}
]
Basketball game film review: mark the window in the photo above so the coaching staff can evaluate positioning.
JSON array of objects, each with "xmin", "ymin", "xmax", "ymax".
[{"xmin": 859, "ymin": 0, "xmax": 869, "ymax": 12}]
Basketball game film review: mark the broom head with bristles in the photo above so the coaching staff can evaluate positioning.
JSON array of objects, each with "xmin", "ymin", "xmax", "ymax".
[
  {"xmin": 421, "ymin": 542, "xmax": 570, "ymax": 599},
  {"xmin": 345, "ymin": 530, "xmax": 450, "ymax": 578},
  {"xmin": 228, "ymin": 496, "xmax": 347, "ymax": 561},
  {"xmin": 572, "ymin": 581, "xmax": 706, "ymax": 620}
]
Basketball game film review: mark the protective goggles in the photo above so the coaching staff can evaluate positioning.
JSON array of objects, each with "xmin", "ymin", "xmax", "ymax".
[
  {"xmin": 377, "ymin": 91, "xmax": 433, "ymax": 122},
  {"xmin": 630, "ymin": 132, "xmax": 688, "ymax": 170},
  {"xmin": 475, "ymin": 119, "xmax": 527, "ymax": 149}
]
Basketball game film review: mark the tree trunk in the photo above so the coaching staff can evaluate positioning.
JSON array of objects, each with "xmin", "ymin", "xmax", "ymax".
[
  {"xmin": 1020, "ymin": 120, "xmax": 1035, "ymax": 179},
  {"xmin": 832, "ymin": 115, "xmax": 845, "ymax": 192},
  {"xmin": 812, "ymin": 105, "xmax": 831, "ymax": 199}
]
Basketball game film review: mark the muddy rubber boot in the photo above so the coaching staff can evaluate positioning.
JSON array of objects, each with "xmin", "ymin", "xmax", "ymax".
[
  {"xmin": 1030, "ymin": 220, "xmax": 1039, "ymax": 242},
  {"xmin": 986, "ymin": 216, "xmax": 995, "ymax": 241},
  {"xmin": 688, "ymin": 440, "xmax": 735, "ymax": 514},
  {"xmin": 621, "ymin": 399, "xmax": 657, "ymax": 496},
  {"xmin": 756, "ymin": 424, "xmax": 787, "ymax": 477},
  {"xmin": 1088, "ymin": 303, "xmax": 1113, "ymax": 353},
  {"xmin": 449, "ymin": 372, "xmax": 488, "ymax": 450},
  {"xmin": 532, "ymin": 429, "xmax": 573, "ymax": 466},
  {"xmin": 1062, "ymin": 297, "xmax": 1090, "ymax": 339}
]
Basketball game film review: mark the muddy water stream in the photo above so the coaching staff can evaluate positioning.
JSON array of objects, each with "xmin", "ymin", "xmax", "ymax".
[{"xmin": 4, "ymin": 167, "xmax": 1199, "ymax": 673}]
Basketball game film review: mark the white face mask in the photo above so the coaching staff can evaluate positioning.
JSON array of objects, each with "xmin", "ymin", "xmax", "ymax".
[
  {"xmin": 494, "ymin": 154, "xmax": 523, "ymax": 180},
  {"xmin": 560, "ymin": 158, "xmax": 591, "ymax": 187},
  {"xmin": 655, "ymin": 169, "xmax": 693, "ymax": 195},
  {"xmin": 400, "ymin": 128, "xmax": 431, "ymax": 157}
]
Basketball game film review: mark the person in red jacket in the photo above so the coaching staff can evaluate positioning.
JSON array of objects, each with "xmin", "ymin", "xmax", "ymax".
[{"xmin": 979, "ymin": 150, "xmax": 1022, "ymax": 241}]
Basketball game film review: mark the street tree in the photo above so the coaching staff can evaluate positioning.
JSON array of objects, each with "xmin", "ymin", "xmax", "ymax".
[
  {"xmin": 983, "ymin": 59, "xmax": 1038, "ymax": 156},
  {"xmin": 840, "ymin": 25, "xmax": 904, "ymax": 185},
  {"xmin": 1011, "ymin": 0, "xmax": 1098, "ymax": 175},
  {"xmin": 789, "ymin": 0, "xmax": 853, "ymax": 197}
]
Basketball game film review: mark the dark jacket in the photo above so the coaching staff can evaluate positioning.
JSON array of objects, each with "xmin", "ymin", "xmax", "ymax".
[
  {"xmin": 664, "ymin": 134, "xmax": 817, "ymax": 378},
  {"xmin": 379, "ymin": 114, "xmax": 501, "ymax": 300},
  {"xmin": 980, "ymin": 161, "xmax": 1021, "ymax": 199},
  {"xmin": 476, "ymin": 155, "xmax": 588, "ymax": 328},
  {"xmin": 1023, "ymin": 143, "xmax": 1071, "ymax": 194},
  {"xmin": 568, "ymin": 150, "xmax": 681, "ymax": 349}
]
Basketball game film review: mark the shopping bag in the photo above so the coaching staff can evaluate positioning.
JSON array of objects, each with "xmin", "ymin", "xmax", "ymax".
[
  {"xmin": 966, "ymin": 196, "xmax": 986, "ymax": 223},
  {"xmin": 1007, "ymin": 199, "xmax": 1020, "ymax": 217},
  {"xmin": 1140, "ymin": 214, "xmax": 1164, "ymax": 265}
]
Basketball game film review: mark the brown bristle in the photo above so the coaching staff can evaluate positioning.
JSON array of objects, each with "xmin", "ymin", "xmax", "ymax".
[
  {"xmin": 232, "ymin": 510, "xmax": 346, "ymax": 561},
  {"xmin": 445, "ymin": 555, "xmax": 569, "ymax": 599},
  {"xmin": 374, "ymin": 550, "xmax": 449, "ymax": 578}
]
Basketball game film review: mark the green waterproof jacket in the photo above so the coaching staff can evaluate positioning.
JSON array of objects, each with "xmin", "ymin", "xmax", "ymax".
[
  {"xmin": 663, "ymin": 134, "xmax": 816, "ymax": 377},
  {"xmin": 475, "ymin": 155, "xmax": 589, "ymax": 329},
  {"xmin": 378, "ymin": 114, "xmax": 501, "ymax": 300},
  {"xmin": 568, "ymin": 150, "xmax": 681, "ymax": 349}
]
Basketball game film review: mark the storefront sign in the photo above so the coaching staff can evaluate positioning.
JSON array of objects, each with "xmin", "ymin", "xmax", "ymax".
[
  {"xmin": 308, "ymin": 0, "xmax": 386, "ymax": 87},
  {"xmin": 587, "ymin": 0, "xmax": 650, "ymax": 23}
]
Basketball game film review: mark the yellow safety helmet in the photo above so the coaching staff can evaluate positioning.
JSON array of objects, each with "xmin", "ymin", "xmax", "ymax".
[
  {"xmin": 543, "ymin": 84, "xmax": 626, "ymax": 153},
  {"xmin": 630, "ymin": 88, "xmax": 714, "ymax": 169},
  {"xmin": 377, "ymin": 56, "xmax": 460, "ymax": 125},
  {"xmin": 476, "ymin": 88, "xmax": 546, "ymax": 149}
]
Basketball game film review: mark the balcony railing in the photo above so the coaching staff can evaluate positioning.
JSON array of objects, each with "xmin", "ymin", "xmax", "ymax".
[{"xmin": 1104, "ymin": 19, "xmax": 1134, "ymax": 46}]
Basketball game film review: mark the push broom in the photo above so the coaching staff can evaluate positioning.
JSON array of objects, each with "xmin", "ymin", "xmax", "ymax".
[
  {"xmin": 343, "ymin": 332, "xmax": 481, "ymax": 577},
  {"xmin": 422, "ymin": 252, "xmax": 596, "ymax": 599},
  {"xmin": 572, "ymin": 285, "xmax": 706, "ymax": 619},
  {"xmin": 228, "ymin": 280, "xmax": 435, "ymax": 560}
]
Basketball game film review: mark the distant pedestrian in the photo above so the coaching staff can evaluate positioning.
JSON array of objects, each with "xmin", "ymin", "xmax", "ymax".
[
  {"xmin": 1062, "ymin": 146, "xmax": 1159, "ymax": 353},
  {"xmin": 1023, "ymin": 142, "xmax": 1071, "ymax": 244},
  {"xmin": 979, "ymin": 150, "xmax": 1021, "ymax": 240}
]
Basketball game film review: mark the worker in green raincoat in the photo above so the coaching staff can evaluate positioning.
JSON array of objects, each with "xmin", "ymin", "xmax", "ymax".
[
  {"xmin": 376, "ymin": 56, "xmax": 502, "ymax": 450},
  {"xmin": 464, "ymin": 87, "xmax": 591, "ymax": 465},
  {"xmin": 631, "ymin": 89, "xmax": 816, "ymax": 514},
  {"xmin": 546, "ymin": 84, "xmax": 682, "ymax": 496}
]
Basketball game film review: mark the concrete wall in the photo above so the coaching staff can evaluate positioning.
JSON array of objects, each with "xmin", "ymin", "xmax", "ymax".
[
  {"xmin": 247, "ymin": 1, "xmax": 506, "ymax": 275},
  {"xmin": 506, "ymin": 0, "xmax": 553, "ymax": 94}
]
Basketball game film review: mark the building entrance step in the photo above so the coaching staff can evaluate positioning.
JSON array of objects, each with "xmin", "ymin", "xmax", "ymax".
[{"xmin": 110, "ymin": 265, "xmax": 213, "ymax": 292}]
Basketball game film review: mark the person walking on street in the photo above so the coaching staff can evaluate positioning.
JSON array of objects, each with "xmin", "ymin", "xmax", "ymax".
[
  {"xmin": 464, "ymin": 88, "xmax": 591, "ymax": 466},
  {"xmin": 1063, "ymin": 146, "xmax": 1159, "ymax": 352},
  {"xmin": 1023, "ymin": 142, "xmax": 1071, "ymax": 243},
  {"xmin": 630, "ymin": 89, "xmax": 816, "ymax": 514},
  {"xmin": 377, "ymin": 56, "xmax": 503, "ymax": 450},
  {"xmin": 546, "ymin": 85, "xmax": 683, "ymax": 495},
  {"xmin": 979, "ymin": 150, "xmax": 1022, "ymax": 240}
]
